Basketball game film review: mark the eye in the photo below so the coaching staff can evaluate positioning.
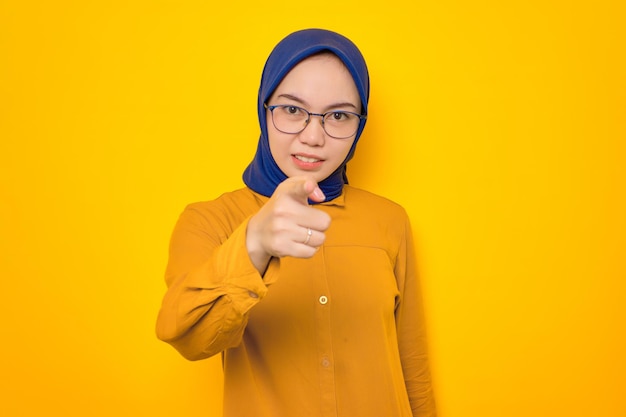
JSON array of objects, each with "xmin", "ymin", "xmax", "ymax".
[
  {"xmin": 328, "ymin": 111, "xmax": 354, "ymax": 122},
  {"xmin": 284, "ymin": 105, "xmax": 301, "ymax": 115}
]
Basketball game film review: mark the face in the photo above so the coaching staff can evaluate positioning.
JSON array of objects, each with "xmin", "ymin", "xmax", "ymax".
[{"xmin": 266, "ymin": 53, "xmax": 361, "ymax": 183}]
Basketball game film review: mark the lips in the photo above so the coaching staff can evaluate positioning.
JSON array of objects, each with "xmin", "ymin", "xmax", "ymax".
[
  {"xmin": 294, "ymin": 154, "xmax": 321, "ymax": 163},
  {"xmin": 292, "ymin": 153, "xmax": 324, "ymax": 170}
]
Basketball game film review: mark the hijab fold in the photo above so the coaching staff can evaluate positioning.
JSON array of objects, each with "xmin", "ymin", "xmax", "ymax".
[{"xmin": 242, "ymin": 29, "xmax": 370, "ymax": 203}]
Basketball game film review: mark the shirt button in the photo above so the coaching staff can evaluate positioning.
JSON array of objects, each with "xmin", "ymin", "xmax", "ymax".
[
  {"xmin": 248, "ymin": 291, "xmax": 259, "ymax": 298},
  {"xmin": 321, "ymin": 357, "xmax": 330, "ymax": 367},
  {"xmin": 319, "ymin": 295, "xmax": 328, "ymax": 305}
]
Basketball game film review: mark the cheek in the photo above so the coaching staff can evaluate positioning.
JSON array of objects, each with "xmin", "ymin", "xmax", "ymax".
[
  {"xmin": 334, "ymin": 139, "xmax": 356, "ymax": 162},
  {"xmin": 267, "ymin": 127, "xmax": 289, "ymax": 162}
]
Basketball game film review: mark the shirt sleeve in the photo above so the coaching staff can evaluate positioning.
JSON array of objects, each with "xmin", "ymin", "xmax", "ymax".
[
  {"xmin": 395, "ymin": 213, "xmax": 438, "ymax": 417},
  {"xmin": 155, "ymin": 205, "xmax": 279, "ymax": 361}
]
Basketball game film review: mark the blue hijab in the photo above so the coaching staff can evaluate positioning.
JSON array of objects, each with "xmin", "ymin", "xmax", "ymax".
[{"xmin": 242, "ymin": 29, "xmax": 370, "ymax": 203}]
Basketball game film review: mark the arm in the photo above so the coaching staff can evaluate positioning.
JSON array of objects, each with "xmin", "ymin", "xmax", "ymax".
[
  {"xmin": 395, "ymin": 214, "xmax": 438, "ymax": 417},
  {"xmin": 156, "ymin": 178, "xmax": 329, "ymax": 361},
  {"xmin": 156, "ymin": 206, "xmax": 276, "ymax": 361}
]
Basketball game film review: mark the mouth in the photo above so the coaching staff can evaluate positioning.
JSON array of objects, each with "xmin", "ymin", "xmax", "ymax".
[
  {"xmin": 292, "ymin": 154, "xmax": 324, "ymax": 170},
  {"xmin": 294, "ymin": 154, "xmax": 322, "ymax": 163}
]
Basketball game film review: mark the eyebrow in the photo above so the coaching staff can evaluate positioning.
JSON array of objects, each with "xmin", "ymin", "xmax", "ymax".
[{"xmin": 276, "ymin": 93, "xmax": 358, "ymax": 111}]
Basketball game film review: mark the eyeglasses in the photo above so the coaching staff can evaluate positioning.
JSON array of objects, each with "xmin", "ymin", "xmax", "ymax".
[{"xmin": 265, "ymin": 103, "xmax": 366, "ymax": 139}]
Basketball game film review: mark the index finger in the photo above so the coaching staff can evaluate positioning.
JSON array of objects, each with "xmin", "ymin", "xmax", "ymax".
[{"xmin": 282, "ymin": 176, "xmax": 326, "ymax": 204}]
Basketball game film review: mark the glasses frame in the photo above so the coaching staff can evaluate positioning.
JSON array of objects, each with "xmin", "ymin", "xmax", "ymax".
[{"xmin": 264, "ymin": 103, "xmax": 367, "ymax": 139}]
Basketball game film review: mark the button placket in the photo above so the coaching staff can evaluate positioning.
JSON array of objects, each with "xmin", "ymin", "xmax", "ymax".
[{"xmin": 312, "ymin": 249, "xmax": 337, "ymax": 416}]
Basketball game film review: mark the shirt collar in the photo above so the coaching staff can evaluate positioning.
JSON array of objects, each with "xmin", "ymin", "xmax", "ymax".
[{"xmin": 249, "ymin": 187, "xmax": 346, "ymax": 208}]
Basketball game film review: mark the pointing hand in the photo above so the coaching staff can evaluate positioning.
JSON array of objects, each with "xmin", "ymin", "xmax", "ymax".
[{"xmin": 246, "ymin": 176, "xmax": 331, "ymax": 273}]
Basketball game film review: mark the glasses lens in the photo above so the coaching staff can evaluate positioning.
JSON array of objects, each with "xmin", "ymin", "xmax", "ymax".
[
  {"xmin": 323, "ymin": 111, "xmax": 360, "ymax": 139},
  {"xmin": 271, "ymin": 105, "xmax": 308, "ymax": 134}
]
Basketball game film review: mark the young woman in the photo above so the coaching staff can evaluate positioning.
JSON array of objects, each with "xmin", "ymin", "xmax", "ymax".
[{"xmin": 156, "ymin": 28, "xmax": 437, "ymax": 417}]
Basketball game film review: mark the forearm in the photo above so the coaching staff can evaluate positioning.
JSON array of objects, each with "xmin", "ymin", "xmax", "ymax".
[
  {"xmin": 155, "ymin": 257, "xmax": 266, "ymax": 360},
  {"xmin": 156, "ymin": 213, "xmax": 275, "ymax": 360}
]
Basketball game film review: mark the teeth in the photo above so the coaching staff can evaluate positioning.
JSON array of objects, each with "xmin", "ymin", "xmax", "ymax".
[{"xmin": 295, "ymin": 155, "xmax": 320, "ymax": 163}]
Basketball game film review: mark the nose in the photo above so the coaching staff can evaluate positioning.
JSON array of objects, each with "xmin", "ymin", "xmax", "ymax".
[{"xmin": 298, "ymin": 115, "xmax": 326, "ymax": 146}]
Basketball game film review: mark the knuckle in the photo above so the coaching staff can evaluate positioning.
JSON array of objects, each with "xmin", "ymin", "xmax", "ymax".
[
  {"xmin": 272, "ymin": 205, "xmax": 290, "ymax": 218},
  {"xmin": 320, "ymin": 214, "xmax": 331, "ymax": 230},
  {"xmin": 271, "ymin": 242, "xmax": 290, "ymax": 258}
]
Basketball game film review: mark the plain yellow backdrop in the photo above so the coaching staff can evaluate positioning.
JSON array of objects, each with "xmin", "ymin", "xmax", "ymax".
[{"xmin": 1, "ymin": 1, "xmax": 624, "ymax": 416}]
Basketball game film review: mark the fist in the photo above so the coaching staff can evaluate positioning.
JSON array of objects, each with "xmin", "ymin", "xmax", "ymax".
[{"xmin": 246, "ymin": 176, "xmax": 331, "ymax": 271}]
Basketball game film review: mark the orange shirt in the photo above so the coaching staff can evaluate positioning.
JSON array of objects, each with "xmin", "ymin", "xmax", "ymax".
[{"xmin": 156, "ymin": 186, "xmax": 436, "ymax": 417}]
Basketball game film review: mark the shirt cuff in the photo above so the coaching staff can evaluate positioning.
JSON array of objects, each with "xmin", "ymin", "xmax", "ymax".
[{"xmin": 185, "ymin": 217, "xmax": 277, "ymax": 314}]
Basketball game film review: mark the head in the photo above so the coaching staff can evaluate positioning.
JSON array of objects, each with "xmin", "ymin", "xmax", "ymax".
[
  {"xmin": 266, "ymin": 52, "xmax": 361, "ymax": 183},
  {"xmin": 243, "ymin": 29, "xmax": 370, "ymax": 202}
]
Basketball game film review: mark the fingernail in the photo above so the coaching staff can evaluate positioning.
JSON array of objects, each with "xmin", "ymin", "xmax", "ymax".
[{"xmin": 312, "ymin": 188, "xmax": 325, "ymax": 200}]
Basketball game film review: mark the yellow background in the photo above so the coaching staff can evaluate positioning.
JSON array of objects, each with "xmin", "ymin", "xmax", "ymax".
[{"xmin": 1, "ymin": 1, "xmax": 624, "ymax": 416}]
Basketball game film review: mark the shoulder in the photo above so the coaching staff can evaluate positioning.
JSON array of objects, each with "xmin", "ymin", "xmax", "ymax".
[
  {"xmin": 324, "ymin": 185, "xmax": 411, "ymax": 257},
  {"xmin": 337, "ymin": 185, "xmax": 411, "ymax": 240},
  {"xmin": 342, "ymin": 185, "xmax": 408, "ymax": 218},
  {"xmin": 179, "ymin": 188, "xmax": 265, "ymax": 232},
  {"xmin": 186, "ymin": 188, "xmax": 262, "ymax": 212}
]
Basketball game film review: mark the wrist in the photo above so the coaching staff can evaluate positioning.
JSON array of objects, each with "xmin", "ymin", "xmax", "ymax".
[{"xmin": 246, "ymin": 219, "xmax": 272, "ymax": 274}]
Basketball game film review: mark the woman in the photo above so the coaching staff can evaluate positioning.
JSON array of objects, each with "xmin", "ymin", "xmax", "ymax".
[{"xmin": 156, "ymin": 28, "xmax": 436, "ymax": 417}]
